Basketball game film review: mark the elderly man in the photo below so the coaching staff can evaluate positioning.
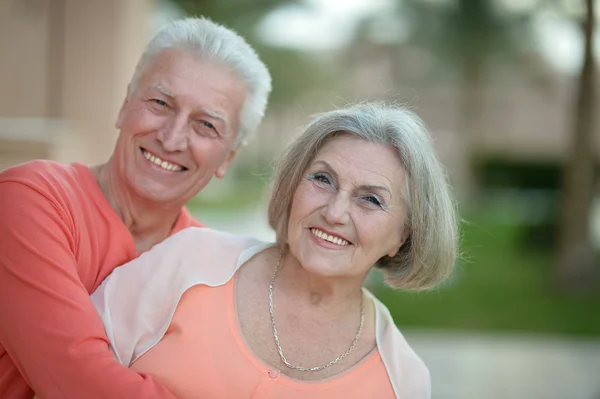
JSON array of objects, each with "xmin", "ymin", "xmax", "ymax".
[{"xmin": 0, "ymin": 17, "xmax": 271, "ymax": 399}]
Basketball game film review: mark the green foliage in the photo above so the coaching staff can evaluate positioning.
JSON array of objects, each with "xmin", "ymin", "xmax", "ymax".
[
  {"xmin": 186, "ymin": 181, "xmax": 268, "ymax": 211},
  {"xmin": 168, "ymin": 0, "xmax": 297, "ymax": 37},
  {"xmin": 372, "ymin": 207, "xmax": 600, "ymax": 336},
  {"xmin": 368, "ymin": 0, "xmax": 541, "ymax": 86},
  {"xmin": 256, "ymin": 47, "xmax": 339, "ymax": 106},
  {"xmin": 404, "ymin": 0, "xmax": 534, "ymax": 60},
  {"xmin": 479, "ymin": 158, "xmax": 562, "ymax": 190},
  {"xmin": 185, "ymin": 157, "xmax": 274, "ymax": 211}
]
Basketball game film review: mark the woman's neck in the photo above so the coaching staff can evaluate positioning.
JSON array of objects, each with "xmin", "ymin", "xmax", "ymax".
[{"xmin": 273, "ymin": 249, "xmax": 366, "ymax": 317}]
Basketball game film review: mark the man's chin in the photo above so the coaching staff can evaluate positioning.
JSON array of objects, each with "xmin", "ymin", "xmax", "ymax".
[
  {"xmin": 129, "ymin": 174, "xmax": 211, "ymax": 207},
  {"xmin": 133, "ymin": 185, "xmax": 188, "ymax": 207}
]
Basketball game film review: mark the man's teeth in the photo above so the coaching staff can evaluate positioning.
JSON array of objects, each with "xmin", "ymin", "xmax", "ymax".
[
  {"xmin": 142, "ymin": 149, "xmax": 183, "ymax": 171},
  {"xmin": 311, "ymin": 228, "xmax": 349, "ymax": 246}
]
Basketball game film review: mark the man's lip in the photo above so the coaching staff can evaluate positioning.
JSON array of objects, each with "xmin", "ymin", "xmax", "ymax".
[
  {"xmin": 309, "ymin": 226, "xmax": 353, "ymax": 245},
  {"xmin": 140, "ymin": 147, "xmax": 187, "ymax": 170}
]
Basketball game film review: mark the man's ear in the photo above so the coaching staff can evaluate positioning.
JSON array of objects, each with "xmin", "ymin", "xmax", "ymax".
[
  {"xmin": 115, "ymin": 85, "xmax": 131, "ymax": 129},
  {"xmin": 214, "ymin": 149, "xmax": 237, "ymax": 179}
]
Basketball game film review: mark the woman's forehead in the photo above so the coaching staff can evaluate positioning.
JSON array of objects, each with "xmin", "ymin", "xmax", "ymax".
[{"xmin": 311, "ymin": 136, "xmax": 405, "ymax": 192}]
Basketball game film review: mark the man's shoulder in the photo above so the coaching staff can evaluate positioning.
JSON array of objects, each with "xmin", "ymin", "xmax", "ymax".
[
  {"xmin": 0, "ymin": 160, "xmax": 97, "ymax": 217},
  {"xmin": 0, "ymin": 159, "xmax": 85, "ymax": 188}
]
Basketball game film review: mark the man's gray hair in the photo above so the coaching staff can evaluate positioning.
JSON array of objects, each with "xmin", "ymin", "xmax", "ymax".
[
  {"xmin": 268, "ymin": 102, "xmax": 459, "ymax": 290},
  {"xmin": 130, "ymin": 17, "xmax": 272, "ymax": 147}
]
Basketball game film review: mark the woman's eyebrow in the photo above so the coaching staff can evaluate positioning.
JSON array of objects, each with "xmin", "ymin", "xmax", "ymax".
[
  {"xmin": 312, "ymin": 160, "xmax": 338, "ymax": 178},
  {"xmin": 359, "ymin": 184, "xmax": 392, "ymax": 197}
]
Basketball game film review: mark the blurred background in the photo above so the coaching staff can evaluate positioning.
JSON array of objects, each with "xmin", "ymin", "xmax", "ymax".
[{"xmin": 1, "ymin": 0, "xmax": 599, "ymax": 397}]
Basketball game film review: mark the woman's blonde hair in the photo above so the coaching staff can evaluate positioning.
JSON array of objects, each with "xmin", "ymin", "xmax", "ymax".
[{"xmin": 268, "ymin": 102, "xmax": 458, "ymax": 290}]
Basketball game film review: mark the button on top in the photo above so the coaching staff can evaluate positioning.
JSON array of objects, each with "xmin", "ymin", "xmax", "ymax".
[{"xmin": 268, "ymin": 369, "xmax": 280, "ymax": 379}]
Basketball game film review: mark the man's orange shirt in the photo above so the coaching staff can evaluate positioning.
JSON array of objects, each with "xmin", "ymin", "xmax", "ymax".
[{"xmin": 0, "ymin": 160, "xmax": 201, "ymax": 399}]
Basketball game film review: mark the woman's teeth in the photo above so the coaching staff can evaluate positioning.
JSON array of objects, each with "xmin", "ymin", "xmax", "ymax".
[{"xmin": 311, "ymin": 228, "xmax": 349, "ymax": 246}]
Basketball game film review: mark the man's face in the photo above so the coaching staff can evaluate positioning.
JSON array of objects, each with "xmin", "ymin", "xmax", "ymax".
[{"xmin": 112, "ymin": 49, "xmax": 247, "ymax": 206}]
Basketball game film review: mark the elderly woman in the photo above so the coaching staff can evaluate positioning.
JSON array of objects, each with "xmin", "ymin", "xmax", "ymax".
[{"xmin": 91, "ymin": 102, "xmax": 458, "ymax": 399}]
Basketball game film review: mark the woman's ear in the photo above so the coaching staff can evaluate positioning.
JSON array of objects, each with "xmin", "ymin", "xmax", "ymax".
[{"xmin": 388, "ymin": 228, "xmax": 410, "ymax": 258}]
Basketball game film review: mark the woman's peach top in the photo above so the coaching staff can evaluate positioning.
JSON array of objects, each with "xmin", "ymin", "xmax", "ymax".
[{"xmin": 91, "ymin": 228, "xmax": 431, "ymax": 399}]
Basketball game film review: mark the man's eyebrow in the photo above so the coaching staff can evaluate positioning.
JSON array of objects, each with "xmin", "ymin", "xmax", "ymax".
[
  {"xmin": 312, "ymin": 160, "xmax": 392, "ymax": 196},
  {"xmin": 150, "ymin": 84, "xmax": 231, "ymax": 136},
  {"xmin": 152, "ymin": 84, "xmax": 175, "ymax": 98}
]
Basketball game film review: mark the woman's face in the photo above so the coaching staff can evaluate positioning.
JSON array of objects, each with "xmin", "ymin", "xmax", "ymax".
[{"xmin": 287, "ymin": 134, "xmax": 408, "ymax": 281}]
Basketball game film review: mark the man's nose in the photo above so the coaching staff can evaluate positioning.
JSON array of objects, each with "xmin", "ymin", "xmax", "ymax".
[{"xmin": 157, "ymin": 116, "xmax": 188, "ymax": 152}]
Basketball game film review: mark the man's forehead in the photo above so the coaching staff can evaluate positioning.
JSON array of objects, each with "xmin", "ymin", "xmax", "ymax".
[{"xmin": 135, "ymin": 50, "xmax": 245, "ymax": 140}]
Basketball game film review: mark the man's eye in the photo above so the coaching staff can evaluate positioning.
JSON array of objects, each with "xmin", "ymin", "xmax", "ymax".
[
  {"xmin": 193, "ymin": 120, "xmax": 219, "ymax": 138},
  {"xmin": 152, "ymin": 99, "xmax": 168, "ymax": 107}
]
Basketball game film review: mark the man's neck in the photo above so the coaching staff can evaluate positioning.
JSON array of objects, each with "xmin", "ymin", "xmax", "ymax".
[{"xmin": 91, "ymin": 163, "xmax": 183, "ymax": 253}]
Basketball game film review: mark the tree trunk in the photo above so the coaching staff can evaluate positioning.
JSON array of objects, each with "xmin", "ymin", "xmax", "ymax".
[{"xmin": 555, "ymin": 0, "xmax": 597, "ymax": 293}]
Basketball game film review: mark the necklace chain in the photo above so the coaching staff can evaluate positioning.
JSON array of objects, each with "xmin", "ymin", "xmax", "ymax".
[{"xmin": 268, "ymin": 251, "xmax": 365, "ymax": 372}]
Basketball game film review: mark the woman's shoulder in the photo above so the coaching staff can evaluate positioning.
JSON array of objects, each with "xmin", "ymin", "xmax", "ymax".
[
  {"xmin": 158, "ymin": 227, "xmax": 266, "ymax": 261},
  {"xmin": 92, "ymin": 228, "xmax": 272, "ymax": 364},
  {"xmin": 135, "ymin": 227, "xmax": 270, "ymax": 284},
  {"xmin": 171, "ymin": 226, "xmax": 259, "ymax": 244},
  {"xmin": 365, "ymin": 289, "xmax": 431, "ymax": 398}
]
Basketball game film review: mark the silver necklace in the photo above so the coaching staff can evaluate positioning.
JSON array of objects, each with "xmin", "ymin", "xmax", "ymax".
[{"xmin": 268, "ymin": 251, "xmax": 365, "ymax": 372}]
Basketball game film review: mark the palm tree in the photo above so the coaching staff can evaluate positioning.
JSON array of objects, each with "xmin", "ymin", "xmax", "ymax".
[{"xmin": 555, "ymin": 0, "xmax": 597, "ymax": 293}]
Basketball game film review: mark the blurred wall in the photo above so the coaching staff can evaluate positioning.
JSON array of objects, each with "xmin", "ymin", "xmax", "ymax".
[{"xmin": 0, "ymin": 0, "xmax": 154, "ymax": 170}]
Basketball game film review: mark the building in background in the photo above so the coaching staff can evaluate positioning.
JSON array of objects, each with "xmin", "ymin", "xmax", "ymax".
[
  {"xmin": 0, "ymin": 0, "xmax": 154, "ymax": 170},
  {"xmin": 1, "ymin": 0, "xmax": 597, "ymax": 196}
]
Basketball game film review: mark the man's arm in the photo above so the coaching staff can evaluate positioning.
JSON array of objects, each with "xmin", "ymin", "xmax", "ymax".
[{"xmin": 0, "ymin": 181, "xmax": 177, "ymax": 399}]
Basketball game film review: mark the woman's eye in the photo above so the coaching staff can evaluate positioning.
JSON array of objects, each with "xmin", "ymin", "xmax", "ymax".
[
  {"xmin": 308, "ymin": 173, "xmax": 332, "ymax": 185},
  {"xmin": 363, "ymin": 195, "xmax": 384, "ymax": 208}
]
